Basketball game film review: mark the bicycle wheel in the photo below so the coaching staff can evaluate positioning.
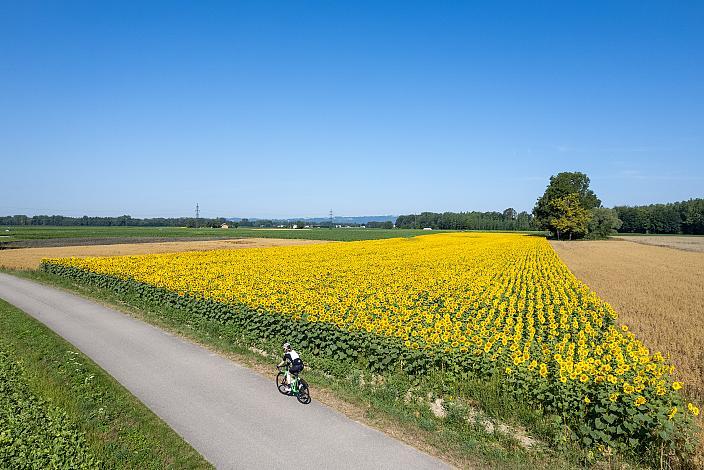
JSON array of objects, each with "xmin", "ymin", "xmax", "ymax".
[
  {"xmin": 276, "ymin": 372, "xmax": 291, "ymax": 395},
  {"xmin": 296, "ymin": 379, "xmax": 311, "ymax": 404}
]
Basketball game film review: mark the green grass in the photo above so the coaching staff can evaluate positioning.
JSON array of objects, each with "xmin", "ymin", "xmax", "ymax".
[
  {"xmin": 0, "ymin": 298, "xmax": 211, "ymax": 469},
  {"xmin": 8, "ymin": 268, "xmax": 606, "ymax": 470},
  {"xmin": 1, "ymin": 345, "xmax": 98, "ymax": 467},
  {"xmin": 0, "ymin": 225, "xmax": 441, "ymax": 242}
]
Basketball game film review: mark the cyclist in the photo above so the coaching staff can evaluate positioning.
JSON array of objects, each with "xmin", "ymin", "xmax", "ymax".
[{"xmin": 278, "ymin": 342, "xmax": 304, "ymax": 393}]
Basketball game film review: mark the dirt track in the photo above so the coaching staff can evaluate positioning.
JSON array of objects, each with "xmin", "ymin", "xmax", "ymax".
[{"xmin": 0, "ymin": 238, "xmax": 326, "ymax": 270}]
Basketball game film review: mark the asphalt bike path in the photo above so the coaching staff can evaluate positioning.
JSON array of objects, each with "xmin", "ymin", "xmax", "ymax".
[{"xmin": 0, "ymin": 274, "xmax": 449, "ymax": 469}]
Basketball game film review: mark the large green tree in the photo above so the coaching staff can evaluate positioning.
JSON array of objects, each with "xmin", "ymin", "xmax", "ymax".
[
  {"xmin": 533, "ymin": 171, "xmax": 601, "ymax": 237},
  {"xmin": 548, "ymin": 194, "xmax": 592, "ymax": 240},
  {"xmin": 586, "ymin": 207, "xmax": 622, "ymax": 239}
]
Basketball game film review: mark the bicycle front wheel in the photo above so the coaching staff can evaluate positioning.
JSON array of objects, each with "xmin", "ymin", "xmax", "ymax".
[{"xmin": 276, "ymin": 372, "xmax": 291, "ymax": 395}]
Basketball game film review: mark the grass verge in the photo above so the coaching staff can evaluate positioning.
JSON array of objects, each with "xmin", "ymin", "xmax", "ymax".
[
  {"xmin": 6, "ymin": 268, "xmax": 619, "ymax": 470},
  {"xmin": 0, "ymin": 296, "xmax": 211, "ymax": 469}
]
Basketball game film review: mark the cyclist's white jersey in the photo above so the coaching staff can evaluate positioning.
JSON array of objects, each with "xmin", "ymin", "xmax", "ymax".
[{"xmin": 284, "ymin": 350, "xmax": 303, "ymax": 365}]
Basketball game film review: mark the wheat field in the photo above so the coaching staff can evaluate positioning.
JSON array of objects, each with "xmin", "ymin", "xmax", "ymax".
[
  {"xmin": 552, "ymin": 240, "xmax": 704, "ymax": 402},
  {"xmin": 614, "ymin": 235, "xmax": 704, "ymax": 253}
]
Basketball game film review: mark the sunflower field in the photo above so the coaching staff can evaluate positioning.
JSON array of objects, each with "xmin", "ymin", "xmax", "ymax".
[{"xmin": 42, "ymin": 233, "xmax": 699, "ymax": 457}]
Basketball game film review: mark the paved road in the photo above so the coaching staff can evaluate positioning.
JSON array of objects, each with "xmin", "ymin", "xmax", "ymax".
[{"xmin": 0, "ymin": 274, "xmax": 449, "ymax": 470}]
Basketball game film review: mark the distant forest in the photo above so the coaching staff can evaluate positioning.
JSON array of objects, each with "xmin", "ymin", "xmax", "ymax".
[
  {"xmin": 0, "ymin": 214, "xmax": 228, "ymax": 228},
  {"xmin": 395, "ymin": 209, "xmax": 534, "ymax": 231},
  {"xmin": 0, "ymin": 215, "xmax": 358, "ymax": 229},
  {"xmin": 614, "ymin": 199, "xmax": 704, "ymax": 234}
]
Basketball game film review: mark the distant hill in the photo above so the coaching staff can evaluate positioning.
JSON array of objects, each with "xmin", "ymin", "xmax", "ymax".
[{"xmin": 228, "ymin": 215, "xmax": 397, "ymax": 224}]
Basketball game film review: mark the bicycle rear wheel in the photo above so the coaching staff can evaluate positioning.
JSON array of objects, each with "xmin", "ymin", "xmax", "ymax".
[
  {"xmin": 296, "ymin": 379, "xmax": 311, "ymax": 404},
  {"xmin": 276, "ymin": 372, "xmax": 291, "ymax": 395}
]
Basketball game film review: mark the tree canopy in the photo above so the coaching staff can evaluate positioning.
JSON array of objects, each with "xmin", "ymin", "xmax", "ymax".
[
  {"xmin": 586, "ymin": 207, "xmax": 622, "ymax": 239},
  {"xmin": 395, "ymin": 210, "xmax": 534, "ymax": 231},
  {"xmin": 533, "ymin": 171, "xmax": 602, "ymax": 238},
  {"xmin": 614, "ymin": 199, "xmax": 704, "ymax": 235},
  {"xmin": 548, "ymin": 194, "xmax": 592, "ymax": 240}
]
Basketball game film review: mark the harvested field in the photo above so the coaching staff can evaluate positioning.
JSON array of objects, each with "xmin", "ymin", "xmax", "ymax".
[
  {"xmin": 0, "ymin": 238, "xmax": 327, "ymax": 270},
  {"xmin": 614, "ymin": 235, "xmax": 704, "ymax": 252},
  {"xmin": 0, "ymin": 236, "xmax": 246, "ymax": 249},
  {"xmin": 551, "ymin": 240, "xmax": 704, "ymax": 401}
]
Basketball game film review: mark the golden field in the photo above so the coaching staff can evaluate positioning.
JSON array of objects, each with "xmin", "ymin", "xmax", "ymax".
[
  {"xmin": 613, "ymin": 235, "xmax": 704, "ymax": 253},
  {"xmin": 46, "ymin": 232, "xmax": 699, "ymax": 439},
  {"xmin": 0, "ymin": 237, "xmax": 324, "ymax": 270},
  {"xmin": 551, "ymin": 240, "xmax": 704, "ymax": 402}
]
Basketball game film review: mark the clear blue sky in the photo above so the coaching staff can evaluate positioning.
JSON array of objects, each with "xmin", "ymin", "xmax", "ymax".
[{"xmin": 1, "ymin": 1, "xmax": 702, "ymax": 218}]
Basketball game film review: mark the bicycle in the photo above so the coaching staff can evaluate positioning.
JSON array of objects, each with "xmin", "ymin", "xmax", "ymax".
[{"xmin": 276, "ymin": 366, "xmax": 311, "ymax": 404}]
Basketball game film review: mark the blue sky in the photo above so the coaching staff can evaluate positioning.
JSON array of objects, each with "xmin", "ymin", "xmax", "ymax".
[{"xmin": 1, "ymin": 1, "xmax": 702, "ymax": 218}]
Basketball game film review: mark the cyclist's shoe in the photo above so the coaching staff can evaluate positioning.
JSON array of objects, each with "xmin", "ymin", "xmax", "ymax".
[{"xmin": 284, "ymin": 385, "xmax": 291, "ymax": 393}]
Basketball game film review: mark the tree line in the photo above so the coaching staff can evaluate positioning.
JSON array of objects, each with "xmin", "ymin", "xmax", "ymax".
[
  {"xmin": 531, "ymin": 172, "xmax": 704, "ymax": 239},
  {"xmin": 0, "ymin": 214, "xmax": 228, "ymax": 228},
  {"xmin": 614, "ymin": 199, "xmax": 704, "ymax": 235},
  {"xmin": 366, "ymin": 221, "xmax": 394, "ymax": 229},
  {"xmin": 4, "ymin": 179, "xmax": 701, "ymax": 237},
  {"xmin": 395, "ymin": 210, "xmax": 534, "ymax": 231},
  {"xmin": 0, "ymin": 215, "xmax": 380, "ymax": 230}
]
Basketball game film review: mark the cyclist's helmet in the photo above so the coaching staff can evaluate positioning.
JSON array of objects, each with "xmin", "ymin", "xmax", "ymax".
[{"xmin": 283, "ymin": 342, "xmax": 291, "ymax": 351}]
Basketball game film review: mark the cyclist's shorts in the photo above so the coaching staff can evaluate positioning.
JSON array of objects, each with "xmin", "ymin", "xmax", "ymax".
[{"xmin": 289, "ymin": 363, "xmax": 304, "ymax": 374}]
